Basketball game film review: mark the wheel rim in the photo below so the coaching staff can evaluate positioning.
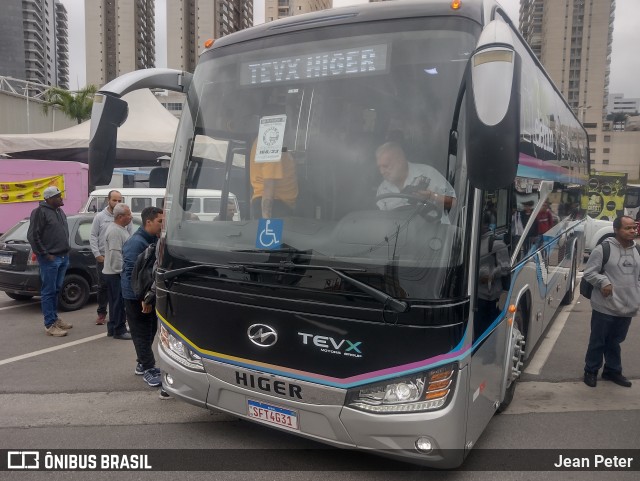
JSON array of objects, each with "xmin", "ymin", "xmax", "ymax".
[{"xmin": 61, "ymin": 281, "xmax": 82, "ymax": 305}]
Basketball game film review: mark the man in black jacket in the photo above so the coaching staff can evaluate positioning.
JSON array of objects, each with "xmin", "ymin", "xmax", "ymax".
[{"xmin": 27, "ymin": 186, "xmax": 71, "ymax": 337}]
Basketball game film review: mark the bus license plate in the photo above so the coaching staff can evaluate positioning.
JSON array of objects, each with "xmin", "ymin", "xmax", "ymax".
[
  {"xmin": 0, "ymin": 253, "xmax": 12, "ymax": 265},
  {"xmin": 248, "ymin": 399, "xmax": 299, "ymax": 430}
]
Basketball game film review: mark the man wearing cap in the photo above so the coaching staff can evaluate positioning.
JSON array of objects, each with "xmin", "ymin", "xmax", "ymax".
[{"xmin": 27, "ymin": 186, "xmax": 72, "ymax": 337}]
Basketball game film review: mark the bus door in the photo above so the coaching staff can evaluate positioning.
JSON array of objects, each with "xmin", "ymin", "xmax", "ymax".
[{"xmin": 466, "ymin": 188, "xmax": 511, "ymax": 446}]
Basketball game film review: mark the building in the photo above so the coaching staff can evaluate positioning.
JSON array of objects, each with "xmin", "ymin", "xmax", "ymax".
[
  {"xmin": 0, "ymin": 0, "xmax": 69, "ymax": 90},
  {"xmin": 608, "ymin": 93, "xmax": 640, "ymax": 116},
  {"xmin": 520, "ymin": 0, "xmax": 639, "ymax": 180},
  {"xmin": 85, "ymin": 0, "xmax": 156, "ymax": 88},
  {"xmin": 166, "ymin": 1, "xmax": 253, "ymax": 73},
  {"xmin": 55, "ymin": 2, "xmax": 69, "ymax": 89},
  {"xmin": 264, "ymin": 0, "xmax": 332, "ymax": 23}
]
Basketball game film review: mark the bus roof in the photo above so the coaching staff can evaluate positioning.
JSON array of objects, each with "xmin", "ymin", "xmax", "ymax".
[{"xmin": 210, "ymin": 0, "xmax": 491, "ymax": 51}]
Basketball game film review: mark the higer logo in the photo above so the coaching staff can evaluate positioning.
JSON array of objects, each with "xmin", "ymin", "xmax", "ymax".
[{"xmin": 298, "ymin": 332, "xmax": 363, "ymax": 358}]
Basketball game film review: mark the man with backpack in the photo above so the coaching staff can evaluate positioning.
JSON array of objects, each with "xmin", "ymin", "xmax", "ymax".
[
  {"xmin": 582, "ymin": 215, "xmax": 640, "ymax": 388},
  {"xmin": 121, "ymin": 206, "xmax": 164, "ymax": 389}
]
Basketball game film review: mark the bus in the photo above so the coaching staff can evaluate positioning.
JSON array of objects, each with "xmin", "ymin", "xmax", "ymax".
[
  {"xmin": 624, "ymin": 183, "xmax": 640, "ymax": 222},
  {"xmin": 88, "ymin": 0, "xmax": 589, "ymax": 468}
]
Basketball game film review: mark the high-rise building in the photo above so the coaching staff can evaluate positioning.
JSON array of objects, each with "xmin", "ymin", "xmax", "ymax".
[
  {"xmin": 85, "ymin": 0, "xmax": 156, "ymax": 88},
  {"xmin": 520, "ymin": 0, "xmax": 615, "ymax": 126},
  {"xmin": 56, "ymin": 2, "xmax": 69, "ymax": 90},
  {"xmin": 518, "ymin": 0, "xmax": 640, "ymax": 177},
  {"xmin": 0, "ymin": 0, "xmax": 69, "ymax": 90},
  {"xmin": 264, "ymin": 0, "xmax": 332, "ymax": 23},
  {"xmin": 166, "ymin": 1, "xmax": 253, "ymax": 73}
]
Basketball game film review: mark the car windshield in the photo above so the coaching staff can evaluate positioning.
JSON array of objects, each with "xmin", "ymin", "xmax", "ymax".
[
  {"xmin": 163, "ymin": 17, "xmax": 479, "ymax": 300},
  {"xmin": 0, "ymin": 221, "xmax": 29, "ymax": 242}
]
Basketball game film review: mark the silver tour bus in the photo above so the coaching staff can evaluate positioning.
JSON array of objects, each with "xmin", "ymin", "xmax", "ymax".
[{"xmin": 88, "ymin": 0, "xmax": 589, "ymax": 468}]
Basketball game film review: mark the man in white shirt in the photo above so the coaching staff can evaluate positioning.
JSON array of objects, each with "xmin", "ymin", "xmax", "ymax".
[{"xmin": 375, "ymin": 142, "xmax": 456, "ymax": 221}]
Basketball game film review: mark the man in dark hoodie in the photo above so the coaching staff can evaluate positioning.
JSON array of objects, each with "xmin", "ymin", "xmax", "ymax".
[
  {"xmin": 582, "ymin": 215, "xmax": 640, "ymax": 388},
  {"xmin": 121, "ymin": 206, "xmax": 164, "ymax": 388},
  {"xmin": 27, "ymin": 186, "xmax": 71, "ymax": 337}
]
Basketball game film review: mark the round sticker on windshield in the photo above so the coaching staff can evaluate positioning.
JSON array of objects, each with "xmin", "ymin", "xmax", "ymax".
[{"xmin": 262, "ymin": 127, "xmax": 280, "ymax": 146}]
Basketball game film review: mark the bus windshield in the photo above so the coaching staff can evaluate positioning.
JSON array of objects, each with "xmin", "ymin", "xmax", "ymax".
[{"xmin": 164, "ymin": 17, "xmax": 480, "ymax": 301}]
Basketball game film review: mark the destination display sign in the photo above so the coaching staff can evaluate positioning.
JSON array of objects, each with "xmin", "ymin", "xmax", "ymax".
[{"xmin": 240, "ymin": 44, "xmax": 388, "ymax": 85}]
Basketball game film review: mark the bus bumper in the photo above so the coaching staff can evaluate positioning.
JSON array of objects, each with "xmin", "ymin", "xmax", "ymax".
[{"xmin": 160, "ymin": 348, "xmax": 469, "ymax": 468}]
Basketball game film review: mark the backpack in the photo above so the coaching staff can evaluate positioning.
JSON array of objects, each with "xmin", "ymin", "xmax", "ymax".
[
  {"xmin": 579, "ymin": 242, "xmax": 640, "ymax": 299},
  {"xmin": 131, "ymin": 243, "xmax": 156, "ymax": 301}
]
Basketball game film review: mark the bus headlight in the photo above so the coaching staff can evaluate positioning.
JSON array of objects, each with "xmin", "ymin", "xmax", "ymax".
[
  {"xmin": 345, "ymin": 363, "xmax": 457, "ymax": 414},
  {"xmin": 160, "ymin": 325, "xmax": 205, "ymax": 372}
]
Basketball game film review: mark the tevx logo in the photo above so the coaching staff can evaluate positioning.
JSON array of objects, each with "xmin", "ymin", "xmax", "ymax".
[{"xmin": 298, "ymin": 332, "xmax": 363, "ymax": 358}]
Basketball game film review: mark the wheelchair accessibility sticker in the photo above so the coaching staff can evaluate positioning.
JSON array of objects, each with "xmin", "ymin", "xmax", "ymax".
[{"xmin": 256, "ymin": 219, "xmax": 283, "ymax": 249}]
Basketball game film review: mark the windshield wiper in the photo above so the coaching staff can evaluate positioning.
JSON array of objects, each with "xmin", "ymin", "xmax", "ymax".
[
  {"xmin": 4, "ymin": 240, "xmax": 29, "ymax": 244},
  {"xmin": 229, "ymin": 261, "xmax": 409, "ymax": 313},
  {"xmin": 157, "ymin": 262, "xmax": 246, "ymax": 287}
]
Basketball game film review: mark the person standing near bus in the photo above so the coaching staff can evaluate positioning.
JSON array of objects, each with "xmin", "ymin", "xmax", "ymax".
[
  {"xmin": 90, "ymin": 190, "xmax": 133, "ymax": 326},
  {"xmin": 582, "ymin": 215, "xmax": 640, "ymax": 388},
  {"xmin": 26, "ymin": 186, "xmax": 71, "ymax": 337},
  {"xmin": 121, "ymin": 206, "xmax": 164, "ymax": 387},
  {"xmin": 102, "ymin": 203, "xmax": 133, "ymax": 339}
]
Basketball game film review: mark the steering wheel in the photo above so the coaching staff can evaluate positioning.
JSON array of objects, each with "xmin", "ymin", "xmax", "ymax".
[{"xmin": 375, "ymin": 193, "xmax": 441, "ymax": 221}]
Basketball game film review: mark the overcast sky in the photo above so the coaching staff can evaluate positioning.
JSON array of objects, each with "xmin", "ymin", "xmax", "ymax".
[{"xmin": 62, "ymin": 0, "xmax": 640, "ymax": 98}]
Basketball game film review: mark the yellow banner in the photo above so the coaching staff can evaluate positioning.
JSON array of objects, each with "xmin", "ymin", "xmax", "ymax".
[{"xmin": 0, "ymin": 176, "xmax": 65, "ymax": 204}]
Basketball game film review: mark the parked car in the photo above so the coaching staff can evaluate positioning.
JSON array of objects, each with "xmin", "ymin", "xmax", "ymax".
[
  {"xmin": 0, "ymin": 214, "xmax": 140, "ymax": 311},
  {"xmin": 581, "ymin": 215, "xmax": 614, "ymax": 260}
]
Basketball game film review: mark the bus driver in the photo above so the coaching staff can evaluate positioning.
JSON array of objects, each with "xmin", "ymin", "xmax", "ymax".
[{"xmin": 375, "ymin": 142, "xmax": 456, "ymax": 221}]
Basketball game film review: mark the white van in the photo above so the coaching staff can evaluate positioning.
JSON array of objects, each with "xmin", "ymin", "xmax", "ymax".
[{"xmin": 80, "ymin": 188, "xmax": 241, "ymax": 221}]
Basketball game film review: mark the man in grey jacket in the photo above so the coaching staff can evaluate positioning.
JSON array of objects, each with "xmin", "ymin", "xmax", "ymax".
[
  {"xmin": 90, "ymin": 190, "xmax": 133, "ymax": 325},
  {"xmin": 102, "ymin": 203, "xmax": 133, "ymax": 339},
  {"xmin": 583, "ymin": 215, "xmax": 639, "ymax": 388},
  {"xmin": 27, "ymin": 186, "xmax": 71, "ymax": 337}
]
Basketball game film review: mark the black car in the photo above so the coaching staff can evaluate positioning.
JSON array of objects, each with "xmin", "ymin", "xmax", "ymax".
[{"xmin": 0, "ymin": 214, "xmax": 124, "ymax": 311}]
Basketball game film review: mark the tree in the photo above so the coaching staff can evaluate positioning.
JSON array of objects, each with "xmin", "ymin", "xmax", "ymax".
[{"xmin": 41, "ymin": 85, "xmax": 98, "ymax": 124}]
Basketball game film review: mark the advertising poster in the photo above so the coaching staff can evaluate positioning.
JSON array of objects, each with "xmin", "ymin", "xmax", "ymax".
[
  {"xmin": 582, "ymin": 171, "xmax": 627, "ymax": 220},
  {"xmin": 0, "ymin": 175, "xmax": 65, "ymax": 204}
]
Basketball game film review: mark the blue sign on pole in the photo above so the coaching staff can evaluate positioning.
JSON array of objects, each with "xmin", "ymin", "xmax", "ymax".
[{"xmin": 256, "ymin": 219, "xmax": 283, "ymax": 249}]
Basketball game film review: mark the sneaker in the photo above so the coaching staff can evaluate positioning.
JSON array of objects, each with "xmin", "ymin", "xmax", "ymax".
[
  {"xmin": 602, "ymin": 371, "xmax": 632, "ymax": 387},
  {"xmin": 96, "ymin": 314, "xmax": 106, "ymax": 325},
  {"xmin": 143, "ymin": 368, "xmax": 162, "ymax": 387},
  {"xmin": 45, "ymin": 324, "xmax": 68, "ymax": 337},
  {"xmin": 159, "ymin": 388, "xmax": 171, "ymax": 400},
  {"xmin": 54, "ymin": 317, "xmax": 73, "ymax": 330},
  {"xmin": 134, "ymin": 363, "xmax": 144, "ymax": 376},
  {"xmin": 583, "ymin": 371, "xmax": 597, "ymax": 388},
  {"xmin": 113, "ymin": 332, "xmax": 132, "ymax": 340}
]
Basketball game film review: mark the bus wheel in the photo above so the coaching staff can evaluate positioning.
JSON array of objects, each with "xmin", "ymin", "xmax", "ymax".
[
  {"xmin": 497, "ymin": 306, "xmax": 526, "ymax": 413},
  {"xmin": 560, "ymin": 252, "xmax": 577, "ymax": 305}
]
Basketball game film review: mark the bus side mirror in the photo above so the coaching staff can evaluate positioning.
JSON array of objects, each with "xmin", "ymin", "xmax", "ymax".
[
  {"xmin": 88, "ymin": 93, "xmax": 128, "ymax": 186},
  {"xmin": 465, "ymin": 43, "xmax": 520, "ymax": 191}
]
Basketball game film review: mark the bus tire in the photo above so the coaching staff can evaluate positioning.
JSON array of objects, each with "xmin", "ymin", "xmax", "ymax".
[
  {"xmin": 560, "ymin": 252, "xmax": 577, "ymax": 305},
  {"xmin": 497, "ymin": 303, "xmax": 526, "ymax": 413}
]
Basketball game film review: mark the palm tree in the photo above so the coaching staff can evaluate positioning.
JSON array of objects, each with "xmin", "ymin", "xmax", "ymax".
[{"xmin": 41, "ymin": 85, "xmax": 98, "ymax": 124}]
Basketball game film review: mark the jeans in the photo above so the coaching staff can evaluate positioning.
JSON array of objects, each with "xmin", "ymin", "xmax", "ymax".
[
  {"xmin": 584, "ymin": 310, "xmax": 632, "ymax": 375},
  {"xmin": 104, "ymin": 273, "xmax": 127, "ymax": 336},
  {"xmin": 38, "ymin": 255, "xmax": 69, "ymax": 327},
  {"xmin": 125, "ymin": 299, "xmax": 158, "ymax": 371},
  {"xmin": 96, "ymin": 261, "xmax": 108, "ymax": 316}
]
